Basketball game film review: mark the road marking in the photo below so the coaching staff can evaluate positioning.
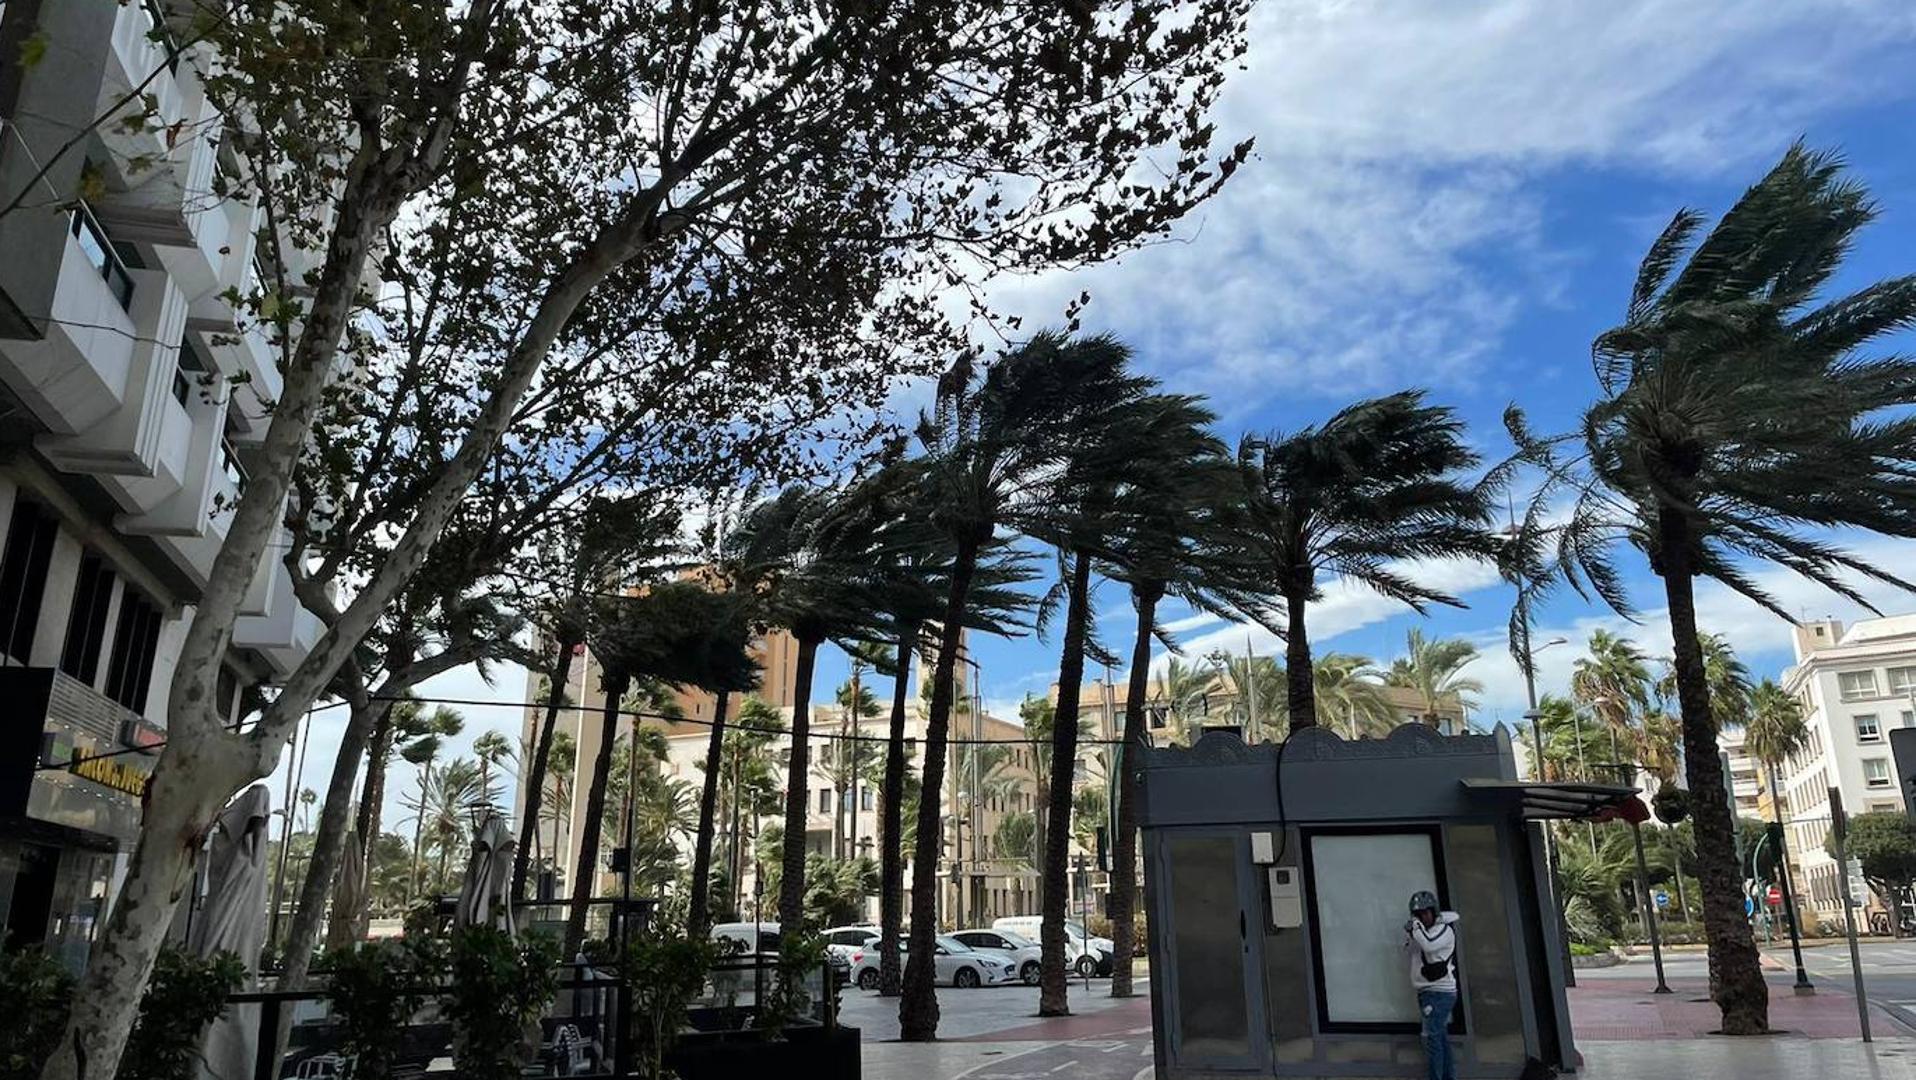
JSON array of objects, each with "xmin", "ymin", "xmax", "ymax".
[{"xmin": 1049, "ymin": 1063, "xmax": 1074, "ymax": 1073}]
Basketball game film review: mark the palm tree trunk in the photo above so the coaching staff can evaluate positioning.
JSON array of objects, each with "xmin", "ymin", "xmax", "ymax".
[
  {"xmin": 778, "ymin": 634, "xmax": 823, "ymax": 946},
  {"xmin": 1040, "ymin": 550, "xmax": 1094, "ymax": 1016},
  {"xmin": 1284, "ymin": 584, "xmax": 1316, "ymax": 731},
  {"xmin": 688, "ymin": 691, "xmax": 731, "ymax": 937},
  {"xmin": 408, "ymin": 757, "xmax": 433, "ymax": 903},
  {"xmin": 350, "ymin": 701, "xmax": 396, "ymax": 938},
  {"xmin": 1109, "ymin": 583, "xmax": 1159, "ymax": 998},
  {"xmin": 1657, "ymin": 517, "xmax": 1768, "ymax": 1034},
  {"xmin": 880, "ymin": 621, "xmax": 918, "ymax": 997},
  {"xmin": 515, "ymin": 633, "xmax": 579, "ymax": 900},
  {"xmin": 901, "ymin": 542, "xmax": 979, "ymax": 1041},
  {"xmin": 565, "ymin": 672, "xmax": 629, "ymax": 956}
]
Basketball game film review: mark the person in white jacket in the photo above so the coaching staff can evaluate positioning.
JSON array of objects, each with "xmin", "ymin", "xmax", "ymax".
[{"xmin": 1403, "ymin": 890, "xmax": 1459, "ymax": 1080}]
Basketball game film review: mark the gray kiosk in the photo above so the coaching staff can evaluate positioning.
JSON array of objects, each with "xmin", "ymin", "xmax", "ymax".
[{"xmin": 1138, "ymin": 723, "xmax": 1632, "ymax": 1078}]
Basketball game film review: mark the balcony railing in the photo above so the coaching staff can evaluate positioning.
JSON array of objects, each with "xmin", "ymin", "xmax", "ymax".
[{"xmin": 69, "ymin": 205, "xmax": 135, "ymax": 312}]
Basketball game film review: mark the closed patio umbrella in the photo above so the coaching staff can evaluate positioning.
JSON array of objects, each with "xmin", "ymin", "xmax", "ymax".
[
  {"xmin": 325, "ymin": 827, "xmax": 366, "ymax": 952},
  {"xmin": 194, "ymin": 783, "xmax": 272, "ymax": 1080},
  {"xmin": 454, "ymin": 814, "xmax": 517, "ymax": 934}
]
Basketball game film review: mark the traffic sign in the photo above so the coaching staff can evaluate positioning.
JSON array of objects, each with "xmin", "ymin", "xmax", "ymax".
[
  {"xmin": 1654, "ymin": 890, "xmax": 1670, "ymax": 909},
  {"xmin": 1744, "ymin": 896, "xmax": 1756, "ymax": 917},
  {"xmin": 1767, "ymin": 884, "xmax": 1782, "ymax": 906}
]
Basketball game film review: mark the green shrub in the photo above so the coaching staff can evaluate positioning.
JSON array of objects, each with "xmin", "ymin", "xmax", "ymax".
[
  {"xmin": 624, "ymin": 928, "xmax": 722, "ymax": 1080},
  {"xmin": 119, "ymin": 948, "xmax": 245, "ymax": 1080},
  {"xmin": 324, "ymin": 939, "xmax": 436, "ymax": 1079},
  {"xmin": 0, "ymin": 945, "xmax": 73, "ymax": 1080},
  {"xmin": 442, "ymin": 927, "xmax": 559, "ymax": 1080}
]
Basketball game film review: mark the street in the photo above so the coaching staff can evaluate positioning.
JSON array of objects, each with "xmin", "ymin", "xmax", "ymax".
[{"xmin": 848, "ymin": 947, "xmax": 1916, "ymax": 1080}]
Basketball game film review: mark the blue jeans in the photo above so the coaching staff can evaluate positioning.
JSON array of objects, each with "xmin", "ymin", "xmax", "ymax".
[{"xmin": 1418, "ymin": 989, "xmax": 1457, "ymax": 1080}]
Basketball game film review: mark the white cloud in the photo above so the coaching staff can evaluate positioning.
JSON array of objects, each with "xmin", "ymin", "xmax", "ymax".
[
  {"xmin": 989, "ymin": 0, "xmax": 1916, "ymax": 414},
  {"xmin": 1166, "ymin": 556, "xmax": 1506, "ymax": 667}
]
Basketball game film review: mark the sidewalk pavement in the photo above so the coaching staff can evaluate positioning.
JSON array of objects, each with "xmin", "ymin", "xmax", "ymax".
[{"xmin": 1568, "ymin": 976, "xmax": 1901, "ymax": 1039}]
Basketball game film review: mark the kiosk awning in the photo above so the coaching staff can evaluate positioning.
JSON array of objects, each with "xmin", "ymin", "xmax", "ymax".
[{"xmin": 1459, "ymin": 778, "xmax": 1639, "ymax": 820}]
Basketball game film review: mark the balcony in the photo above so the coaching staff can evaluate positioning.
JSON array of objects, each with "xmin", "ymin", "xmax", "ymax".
[
  {"xmin": 234, "ymin": 549, "xmax": 323, "ymax": 677},
  {"xmin": 0, "ymin": 209, "xmax": 139, "ymax": 435},
  {"xmin": 89, "ymin": 0, "xmax": 224, "ymax": 260},
  {"xmin": 118, "ymin": 357, "xmax": 235, "ymax": 591},
  {"xmin": 34, "ymin": 251, "xmax": 192, "ymax": 482}
]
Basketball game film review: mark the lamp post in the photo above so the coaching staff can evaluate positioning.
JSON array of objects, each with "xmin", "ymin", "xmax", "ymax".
[
  {"xmin": 1518, "ymin": 629, "xmax": 1575, "ymax": 988},
  {"xmin": 1765, "ymin": 759, "xmax": 1815, "ymax": 993}
]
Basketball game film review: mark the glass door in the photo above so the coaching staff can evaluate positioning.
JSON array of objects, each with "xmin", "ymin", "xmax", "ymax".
[{"xmin": 1158, "ymin": 831, "xmax": 1267, "ymax": 1072}]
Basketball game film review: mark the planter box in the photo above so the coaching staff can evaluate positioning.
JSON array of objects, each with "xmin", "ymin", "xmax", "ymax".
[{"xmin": 665, "ymin": 1024, "xmax": 859, "ymax": 1080}]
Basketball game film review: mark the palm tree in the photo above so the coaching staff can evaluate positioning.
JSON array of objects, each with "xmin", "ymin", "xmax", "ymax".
[
  {"xmin": 1080, "ymin": 393, "xmax": 1262, "ymax": 996},
  {"xmin": 1012, "ymin": 338, "xmax": 1160, "ymax": 1017},
  {"xmin": 724, "ymin": 484, "xmax": 900, "ymax": 959},
  {"xmin": 1153, "ymin": 657, "xmax": 1217, "ymax": 744},
  {"xmin": 899, "ymin": 333, "xmax": 1144, "ymax": 1038},
  {"xmin": 994, "ymin": 811, "xmax": 1038, "ymax": 914},
  {"xmin": 514, "ymin": 495, "xmax": 681, "ymax": 902},
  {"xmin": 397, "ymin": 707, "xmax": 464, "ymax": 903},
  {"xmin": 1208, "ymin": 651, "xmax": 1286, "ymax": 742},
  {"xmin": 419, "ymin": 759, "xmax": 489, "ymax": 895},
  {"xmin": 472, "ymin": 731, "xmax": 514, "ymax": 810},
  {"xmin": 1745, "ymin": 678, "xmax": 1812, "ymax": 939},
  {"xmin": 706, "ymin": 698, "xmax": 788, "ymax": 920},
  {"xmin": 823, "ymin": 671, "xmax": 885, "ymax": 859},
  {"xmin": 1386, "ymin": 628, "xmax": 1486, "ymax": 731},
  {"xmin": 1571, "ymin": 630, "xmax": 1653, "ymax": 785},
  {"xmin": 682, "ymin": 594, "xmax": 758, "ymax": 937},
  {"xmin": 1507, "ymin": 144, "xmax": 1916, "ymax": 1033},
  {"xmin": 564, "ymin": 582, "xmax": 759, "ymax": 954},
  {"xmin": 1314, "ymin": 653, "xmax": 1398, "ymax": 736},
  {"xmin": 1639, "ymin": 710, "xmax": 1684, "ymax": 785},
  {"xmin": 1237, "ymin": 392, "xmax": 1498, "ymax": 732}
]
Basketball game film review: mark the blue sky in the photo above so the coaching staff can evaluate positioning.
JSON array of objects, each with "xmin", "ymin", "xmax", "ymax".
[{"xmin": 279, "ymin": 0, "xmax": 1916, "ymax": 825}]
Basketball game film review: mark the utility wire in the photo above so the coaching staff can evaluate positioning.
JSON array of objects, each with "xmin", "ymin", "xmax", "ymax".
[{"xmin": 36, "ymin": 688, "xmax": 1163, "ymax": 771}]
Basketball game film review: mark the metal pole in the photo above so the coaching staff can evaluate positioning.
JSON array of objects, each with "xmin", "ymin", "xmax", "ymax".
[
  {"xmin": 1515, "ymin": 587, "xmax": 1576, "ymax": 988},
  {"xmin": 1766, "ymin": 760, "xmax": 1813, "ymax": 993},
  {"xmin": 619, "ymin": 725, "xmax": 637, "ymax": 958},
  {"xmin": 1630, "ymin": 821, "xmax": 1672, "ymax": 994},
  {"xmin": 1831, "ymin": 787, "xmax": 1872, "ymax": 1042}
]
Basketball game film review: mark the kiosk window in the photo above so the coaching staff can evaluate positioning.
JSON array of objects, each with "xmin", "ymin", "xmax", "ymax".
[{"xmin": 1302, "ymin": 827, "xmax": 1448, "ymax": 1032}]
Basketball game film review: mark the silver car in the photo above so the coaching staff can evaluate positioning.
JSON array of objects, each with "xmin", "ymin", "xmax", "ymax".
[
  {"xmin": 849, "ymin": 934, "xmax": 1016, "ymax": 989},
  {"xmin": 951, "ymin": 928, "xmax": 1043, "ymax": 985}
]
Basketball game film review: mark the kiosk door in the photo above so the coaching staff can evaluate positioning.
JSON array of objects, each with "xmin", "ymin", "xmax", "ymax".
[{"xmin": 1158, "ymin": 831, "xmax": 1268, "ymax": 1072}]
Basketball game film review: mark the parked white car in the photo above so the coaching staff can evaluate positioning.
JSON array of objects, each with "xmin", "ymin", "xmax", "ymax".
[
  {"xmin": 951, "ymin": 927, "xmax": 1043, "ymax": 985},
  {"xmin": 989, "ymin": 916, "xmax": 1114, "ymax": 976},
  {"xmin": 821, "ymin": 924, "xmax": 881, "ymax": 965},
  {"xmin": 849, "ymin": 934, "xmax": 1017, "ymax": 989}
]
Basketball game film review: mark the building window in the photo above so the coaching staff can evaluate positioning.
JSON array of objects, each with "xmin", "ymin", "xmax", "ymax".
[
  {"xmin": 1856, "ymin": 714, "xmax": 1883, "ymax": 743},
  {"xmin": 172, "ymin": 338, "xmax": 213, "ymax": 408},
  {"xmin": 1839, "ymin": 670, "xmax": 1880, "ymax": 701},
  {"xmin": 103, "ymin": 590, "xmax": 162, "ymax": 714},
  {"xmin": 59, "ymin": 554, "xmax": 116, "ymax": 684},
  {"xmin": 1864, "ymin": 759, "xmax": 1893, "ymax": 789},
  {"xmin": 70, "ymin": 204, "xmax": 135, "ymax": 312},
  {"xmin": 861, "ymin": 789, "xmax": 874, "ymax": 811},
  {"xmin": 1888, "ymin": 666, "xmax": 1916, "ymax": 696},
  {"xmin": 0, "ymin": 499, "xmax": 58, "ymax": 663},
  {"xmin": 817, "ymin": 788, "xmax": 830, "ymax": 814}
]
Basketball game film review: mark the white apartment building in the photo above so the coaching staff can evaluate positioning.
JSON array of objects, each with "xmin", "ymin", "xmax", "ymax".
[
  {"xmin": 1718, "ymin": 727, "xmax": 1763, "ymax": 818},
  {"xmin": 1776, "ymin": 616, "xmax": 1916, "ymax": 920},
  {"xmin": 0, "ymin": 0, "xmax": 320, "ymax": 970}
]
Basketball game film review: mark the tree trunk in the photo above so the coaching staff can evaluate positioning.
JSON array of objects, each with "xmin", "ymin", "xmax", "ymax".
[
  {"xmin": 1657, "ymin": 514, "xmax": 1768, "ymax": 1034},
  {"xmin": 1284, "ymin": 584, "xmax": 1315, "ymax": 731},
  {"xmin": 565, "ymin": 672, "xmax": 629, "ymax": 956},
  {"xmin": 688, "ymin": 691, "xmax": 731, "ymax": 937},
  {"xmin": 1039, "ymin": 550, "xmax": 1094, "ymax": 1016},
  {"xmin": 900, "ymin": 542, "xmax": 979, "ymax": 1041},
  {"xmin": 351, "ymin": 702, "xmax": 397, "ymax": 938},
  {"xmin": 274, "ymin": 685, "xmax": 383, "ymax": 1062},
  {"xmin": 880, "ymin": 621, "xmax": 918, "ymax": 997},
  {"xmin": 409, "ymin": 759, "xmax": 434, "ymax": 902},
  {"xmin": 515, "ymin": 634, "xmax": 579, "ymax": 900},
  {"xmin": 1108, "ymin": 583, "xmax": 1159, "ymax": 998},
  {"xmin": 778, "ymin": 634, "xmax": 822, "ymax": 945}
]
